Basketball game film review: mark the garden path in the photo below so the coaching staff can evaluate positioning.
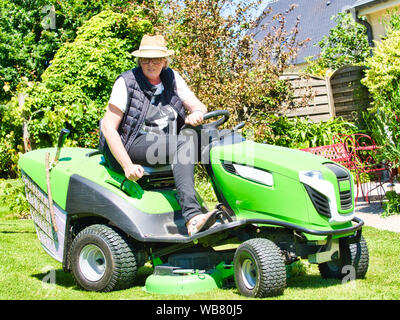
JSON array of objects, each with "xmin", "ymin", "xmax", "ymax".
[{"xmin": 354, "ymin": 182, "xmax": 400, "ymax": 233}]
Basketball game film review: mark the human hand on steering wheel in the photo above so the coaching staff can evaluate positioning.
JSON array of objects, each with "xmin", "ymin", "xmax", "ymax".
[
  {"xmin": 185, "ymin": 110, "xmax": 204, "ymax": 127},
  {"xmin": 182, "ymin": 110, "xmax": 230, "ymax": 130}
]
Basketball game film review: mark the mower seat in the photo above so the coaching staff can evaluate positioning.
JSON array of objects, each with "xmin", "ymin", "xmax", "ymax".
[
  {"xmin": 142, "ymin": 164, "xmax": 173, "ymax": 176},
  {"xmin": 138, "ymin": 164, "xmax": 175, "ymax": 189}
]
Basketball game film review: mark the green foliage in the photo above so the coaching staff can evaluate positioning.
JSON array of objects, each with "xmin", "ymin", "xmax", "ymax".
[
  {"xmin": 0, "ymin": 0, "xmax": 135, "ymax": 104},
  {"xmin": 195, "ymin": 166, "xmax": 218, "ymax": 204},
  {"xmin": 0, "ymin": 9, "xmax": 152, "ymax": 177},
  {"xmin": 286, "ymin": 260, "xmax": 310, "ymax": 279},
  {"xmin": 382, "ymin": 8, "xmax": 400, "ymax": 32},
  {"xmin": 0, "ymin": 129, "xmax": 22, "ymax": 178},
  {"xmin": 305, "ymin": 13, "xmax": 370, "ymax": 76},
  {"xmin": 363, "ymin": 108, "xmax": 400, "ymax": 166},
  {"xmin": 362, "ymin": 11, "xmax": 400, "ymax": 169},
  {"xmin": 243, "ymin": 114, "xmax": 358, "ymax": 149},
  {"xmin": 362, "ymin": 30, "xmax": 400, "ymax": 101},
  {"xmin": 0, "ymin": 179, "xmax": 30, "ymax": 219},
  {"xmin": 382, "ymin": 191, "xmax": 400, "ymax": 217},
  {"xmin": 158, "ymin": 0, "xmax": 309, "ymax": 125}
]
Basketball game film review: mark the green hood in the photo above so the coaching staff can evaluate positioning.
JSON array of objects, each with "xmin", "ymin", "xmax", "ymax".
[{"xmin": 211, "ymin": 141, "xmax": 334, "ymax": 180}]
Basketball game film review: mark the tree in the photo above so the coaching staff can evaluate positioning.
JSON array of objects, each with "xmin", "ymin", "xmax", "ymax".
[
  {"xmin": 155, "ymin": 0, "xmax": 309, "ymax": 124},
  {"xmin": 0, "ymin": 8, "xmax": 152, "ymax": 178},
  {"xmin": 0, "ymin": 0, "xmax": 135, "ymax": 104},
  {"xmin": 305, "ymin": 12, "xmax": 370, "ymax": 76},
  {"xmin": 362, "ymin": 29, "xmax": 400, "ymax": 166}
]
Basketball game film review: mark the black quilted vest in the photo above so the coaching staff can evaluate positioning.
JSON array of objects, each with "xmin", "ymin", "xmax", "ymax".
[{"xmin": 100, "ymin": 67, "xmax": 186, "ymax": 154}]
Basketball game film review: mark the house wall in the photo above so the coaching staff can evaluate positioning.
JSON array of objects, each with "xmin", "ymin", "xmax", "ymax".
[
  {"xmin": 358, "ymin": 0, "xmax": 400, "ymax": 41},
  {"xmin": 286, "ymin": 62, "xmax": 309, "ymax": 73}
]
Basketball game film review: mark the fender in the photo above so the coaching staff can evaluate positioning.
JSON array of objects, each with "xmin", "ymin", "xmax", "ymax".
[
  {"xmin": 65, "ymin": 174, "xmax": 193, "ymax": 243},
  {"xmin": 65, "ymin": 174, "xmax": 145, "ymax": 241}
]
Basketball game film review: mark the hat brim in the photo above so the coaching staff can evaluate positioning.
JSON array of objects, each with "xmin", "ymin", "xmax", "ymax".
[{"xmin": 131, "ymin": 49, "xmax": 174, "ymax": 58}]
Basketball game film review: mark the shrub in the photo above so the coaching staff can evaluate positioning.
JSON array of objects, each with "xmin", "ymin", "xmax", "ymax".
[
  {"xmin": 243, "ymin": 114, "xmax": 358, "ymax": 149},
  {"xmin": 0, "ymin": 9, "xmax": 152, "ymax": 178},
  {"xmin": 361, "ymin": 10, "xmax": 400, "ymax": 215},
  {"xmin": 382, "ymin": 191, "xmax": 400, "ymax": 217},
  {"xmin": 361, "ymin": 94, "xmax": 400, "ymax": 168},
  {"xmin": 362, "ymin": 30, "xmax": 400, "ymax": 102},
  {"xmin": 305, "ymin": 13, "xmax": 370, "ymax": 77},
  {"xmin": 362, "ymin": 13, "xmax": 400, "ymax": 167},
  {"xmin": 157, "ymin": 0, "xmax": 309, "ymax": 126},
  {"xmin": 0, "ymin": 0, "xmax": 139, "ymax": 104},
  {"xmin": 0, "ymin": 178, "xmax": 30, "ymax": 219}
]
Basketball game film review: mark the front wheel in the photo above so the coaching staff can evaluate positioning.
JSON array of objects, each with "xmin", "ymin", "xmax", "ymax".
[
  {"xmin": 318, "ymin": 235, "xmax": 369, "ymax": 280},
  {"xmin": 70, "ymin": 224, "xmax": 137, "ymax": 292},
  {"xmin": 234, "ymin": 238, "xmax": 286, "ymax": 297}
]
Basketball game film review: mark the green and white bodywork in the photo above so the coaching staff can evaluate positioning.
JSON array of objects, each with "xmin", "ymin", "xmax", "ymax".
[{"xmin": 18, "ymin": 113, "xmax": 367, "ymax": 297}]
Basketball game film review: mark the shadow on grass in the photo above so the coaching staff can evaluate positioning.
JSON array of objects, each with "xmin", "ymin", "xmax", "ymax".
[
  {"xmin": 287, "ymin": 274, "xmax": 342, "ymax": 290},
  {"xmin": 135, "ymin": 266, "xmax": 155, "ymax": 286},
  {"xmin": 31, "ymin": 269, "xmax": 76, "ymax": 289},
  {"xmin": 30, "ymin": 266, "xmax": 155, "ymax": 291},
  {"xmin": 30, "ymin": 266, "xmax": 341, "ymax": 297},
  {"xmin": 1, "ymin": 230, "xmax": 36, "ymax": 234}
]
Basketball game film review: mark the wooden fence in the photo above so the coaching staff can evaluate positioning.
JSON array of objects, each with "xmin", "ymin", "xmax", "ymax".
[{"xmin": 280, "ymin": 65, "xmax": 371, "ymax": 122}]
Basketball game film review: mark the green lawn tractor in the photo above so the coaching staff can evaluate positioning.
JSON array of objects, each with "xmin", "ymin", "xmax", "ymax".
[{"xmin": 18, "ymin": 110, "xmax": 368, "ymax": 297}]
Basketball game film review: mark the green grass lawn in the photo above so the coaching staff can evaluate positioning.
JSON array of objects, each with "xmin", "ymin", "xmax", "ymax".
[{"xmin": 1, "ymin": 217, "xmax": 399, "ymax": 300}]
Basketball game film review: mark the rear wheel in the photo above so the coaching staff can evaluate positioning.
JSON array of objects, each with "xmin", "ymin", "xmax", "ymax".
[
  {"xmin": 318, "ymin": 235, "xmax": 369, "ymax": 280},
  {"xmin": 70, "ymin": 224, "xmax": 137, "ymax": 292},
  {"xmin": 234, "ymin": 238, "xmax": 286, "ymax": 297}
]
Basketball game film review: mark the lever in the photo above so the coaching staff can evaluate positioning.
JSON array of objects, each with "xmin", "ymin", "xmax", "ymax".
[{"xmin": 54, "ymin": 128, "xmax": 70, "ymax": 164}]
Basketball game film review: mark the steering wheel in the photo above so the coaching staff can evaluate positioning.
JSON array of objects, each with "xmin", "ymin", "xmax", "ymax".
[
  {"xmin": 203, "ymin": 110, "xmax": 230, "ymax": 128},
  {"xmin": 182, "ymin": 109, "xmax": 230, "ymax": 131}
]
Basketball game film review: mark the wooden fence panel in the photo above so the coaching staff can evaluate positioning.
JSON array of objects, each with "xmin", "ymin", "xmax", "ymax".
[
  {"xmin": 329, "ymin": 65, "xmax": 371, "ymax": 121},
  {"xmin": 279, "ymin": 74, "xmax": 332, "ymax": 123},
  {"xmin": 279, "ymin": 65, "xmax": 370, "ymax": 122}
]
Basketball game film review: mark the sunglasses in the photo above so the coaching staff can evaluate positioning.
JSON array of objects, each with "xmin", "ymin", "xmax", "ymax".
[{"xmin": 140, "ymin": 58, "xmax": 164, "ymax": 65}]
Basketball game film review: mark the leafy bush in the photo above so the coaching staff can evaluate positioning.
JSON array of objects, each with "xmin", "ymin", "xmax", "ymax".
[
  {"xmin": 195, "ymin": 166, "xmax": 218, "ymax": 204},
  {"xmin": 362, "ymin": 104, "xmax": 400, "ymax": 166},
  {"xmin": 243, "ymin": 114, "xmax": 358, "ymax": 149},
  {"xmin": 157, "ymin": 0, "xmax": 309, "ymax": 126},
  {"xmin": 362, "ymin": 12, "xmax": 400, "ymax": 169},
  {"xmin": 382, "ymin": 190, "xmax": 400, "ymax": 217},
  {"xmin": 0, "ymin": 9, "xmax": 152, "ymax": 178},
  {"xmin": 305, "ymin": 13, "xmax": 370, "ymax": 77},
  {"xmin": 361, "ymin": 10, "xmax": 400, "ymax": 215},
  {"xmin": 0, "ymin": 178, "xmax": 30, "ymax": 219},
  {"xmin": 0, "ymin": 0, "xmax": 135, "ymax": 104},
  {"xmin": 362, "ymin": 30, "xmax": 400, "ymax": 102}
]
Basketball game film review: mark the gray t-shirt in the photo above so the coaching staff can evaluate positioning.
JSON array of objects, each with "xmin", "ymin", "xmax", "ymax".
[{"xmin": 139, "ymin": 83, "xmax": 178, "ymax": 135}]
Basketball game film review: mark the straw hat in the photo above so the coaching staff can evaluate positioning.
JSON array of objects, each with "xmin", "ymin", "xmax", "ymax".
[{"xmin": 131, "ymin": 35, "xmax": 174, "ymax": 58}]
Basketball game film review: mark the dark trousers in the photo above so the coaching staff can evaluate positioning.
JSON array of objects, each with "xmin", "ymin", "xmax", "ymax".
[{"xmin": 103, "ymin": 131, "xmax": 202, "ymax": 223}]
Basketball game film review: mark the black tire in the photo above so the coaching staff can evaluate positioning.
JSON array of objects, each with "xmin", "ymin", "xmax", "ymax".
[
  {"xmin": 318, "ymin": 235, "xmax": 369, "ymax": 280},
  {"xmin": 234, "ymin": 238, "xmax": 286, "ymax": 297},
  {"xmin": 70, "ymin": 224, "xmax": 137, "ymax": 292}
]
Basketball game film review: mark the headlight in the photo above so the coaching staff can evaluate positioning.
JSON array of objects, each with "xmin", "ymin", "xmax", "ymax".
[
  {"xmin": 299, "ymin": 170, "xmax": 324, "ymax": 181},
  {"xmin": 299, "ymin": 169, "xmax": 354, "ymax": 225}
]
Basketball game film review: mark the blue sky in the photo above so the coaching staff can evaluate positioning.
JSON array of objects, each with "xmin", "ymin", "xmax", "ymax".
[
  {"xmin": 221, "ymin": 0, "xmax": 273, "ymax": 19},
  {"xmin": 256, "ymin": 0, "xmax": 274, "ymax": 17}
]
